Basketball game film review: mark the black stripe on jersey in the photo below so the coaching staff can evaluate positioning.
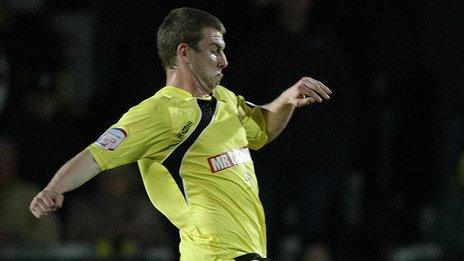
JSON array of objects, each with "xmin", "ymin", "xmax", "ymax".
[{"xmin": 162, "ymin": 98, "xmax": 217, "ymax": 198}]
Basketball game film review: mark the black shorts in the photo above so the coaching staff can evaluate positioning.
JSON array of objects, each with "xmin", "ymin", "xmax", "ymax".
[{"xmin": 234, "ymin": 253, "xmax": 271, "ymax": 261}]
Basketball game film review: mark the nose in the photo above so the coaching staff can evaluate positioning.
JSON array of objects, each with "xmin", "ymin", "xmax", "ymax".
[{"xmin": 219, "ymin": 51, "xmax": 228, "ymax": 69}]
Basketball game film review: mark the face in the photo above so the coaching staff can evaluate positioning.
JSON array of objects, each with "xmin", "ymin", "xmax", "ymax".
[{"xmin": 188, "ymin": 27, "xmax": 228, "ymax": 94}]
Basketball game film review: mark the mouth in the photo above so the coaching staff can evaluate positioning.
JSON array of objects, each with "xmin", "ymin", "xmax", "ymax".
[{"xmin": 216, "ymin": 73, "xmax": 223, "ymax": 79}]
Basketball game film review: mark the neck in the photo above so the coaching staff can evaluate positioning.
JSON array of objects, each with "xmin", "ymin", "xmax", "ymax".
[{"xmin": 166, "ymin": 67, "xmax": 210, "ymax": 97}]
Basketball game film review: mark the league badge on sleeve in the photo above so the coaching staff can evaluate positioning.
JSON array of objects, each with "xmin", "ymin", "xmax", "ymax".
[{"xmin": 95, "ymin": 127, "xmax": 127, "ymax": 150}]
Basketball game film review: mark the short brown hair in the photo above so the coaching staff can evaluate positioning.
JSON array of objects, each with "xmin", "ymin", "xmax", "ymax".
[{"xmin": 156, "ymin": 7, "xmax": 226, "ymax": 71}]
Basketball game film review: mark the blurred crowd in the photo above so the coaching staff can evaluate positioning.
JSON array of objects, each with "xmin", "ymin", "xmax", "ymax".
[{"xmin": 1, "ymin": 0, "xmax": 463, "ymax": 260}]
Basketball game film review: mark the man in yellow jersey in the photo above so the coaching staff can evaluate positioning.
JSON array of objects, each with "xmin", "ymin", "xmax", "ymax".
[{"xmin": 29, "ymin": 7, "xmax": 331, "ymax": 261}]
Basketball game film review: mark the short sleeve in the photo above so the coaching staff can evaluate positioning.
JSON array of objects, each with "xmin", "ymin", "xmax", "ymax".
[
  {"xmin": 87, "ymin": 98, "xmax": 172, "ymax": 170},
  {"xmin": 237, "ymin": 95, "xmax": 268, "ymax": 150}
]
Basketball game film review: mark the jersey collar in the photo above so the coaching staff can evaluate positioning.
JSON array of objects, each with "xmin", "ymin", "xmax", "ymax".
[{"xmin": 160, "ymin": 86, "xmax": 214, "ymax": 101}]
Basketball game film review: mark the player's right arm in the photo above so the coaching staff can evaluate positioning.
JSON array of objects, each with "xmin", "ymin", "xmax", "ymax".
[
  {"xmin": 29, "ymin": 149, "xmax": 100, "ymax": 219},
  {"xmin": 30, "ymin": 95, "xmax": 171, "ymax": 219}
]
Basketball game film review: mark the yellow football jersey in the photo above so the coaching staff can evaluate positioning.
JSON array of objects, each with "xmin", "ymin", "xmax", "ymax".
[{"xmin": 88, "ymin": 86, "xmax": 268, "ymax": 260}]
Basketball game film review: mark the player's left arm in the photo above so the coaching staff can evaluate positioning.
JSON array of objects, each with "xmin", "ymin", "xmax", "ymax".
[{"xmin": 260, "ymin": 77, "xmax": 331, "ymax": 142}]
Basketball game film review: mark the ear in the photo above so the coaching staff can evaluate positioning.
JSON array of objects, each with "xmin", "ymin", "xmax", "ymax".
[{"xmin": 177, "ymin": 43, "xmax": 190, "ymax": 64}]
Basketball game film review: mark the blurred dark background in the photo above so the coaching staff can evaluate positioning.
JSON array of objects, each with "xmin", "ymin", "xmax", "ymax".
[{"xmin": 1, "ymin": 0, "xmax": 463, "ymax": 260}]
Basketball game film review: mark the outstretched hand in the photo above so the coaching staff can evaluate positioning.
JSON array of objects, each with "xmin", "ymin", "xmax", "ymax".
[
  {"xmin": 283, "ymin": 77, "xmax": 332, "ymax": 107},
  {"xmin": 30, "ymin": 188, "xmax": 64, "ymax": 219}
]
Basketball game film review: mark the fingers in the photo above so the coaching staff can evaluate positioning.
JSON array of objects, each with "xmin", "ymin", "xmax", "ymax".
[
  {"xmin": 40, "ymin": 191, "xmax": 55, "ymax": 209},
  {"xmin": 29, "ymin": 189, "xmax": 64, "ymax": 218},
  {"xmin": 53, "ymin": 194, "xmax": 64, "ymax": 209},
  {"xmin": 301, "ymin": 88, "xmax": 323, "ymax": 103},
  {"xmin": 43, "ymin": 188, "xmax": 64, "ymax": 209},
  {"xmin": 31, "ymin": 207, "xmax": 42, "ymax": 219},
  {"xmin": 30, "ymin": 196, "xmax": 49, "ymax": 218},
  {"xmin": 297, "ymin": 96, "xmax": 318, "ymax": 107},
  {"xmin": 304, "ymin": 77, "xmax": 332, "ymax": 96},
  {"xmin": 301, "ymin": 77, "xmax": 331, "ymax": 102}
]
